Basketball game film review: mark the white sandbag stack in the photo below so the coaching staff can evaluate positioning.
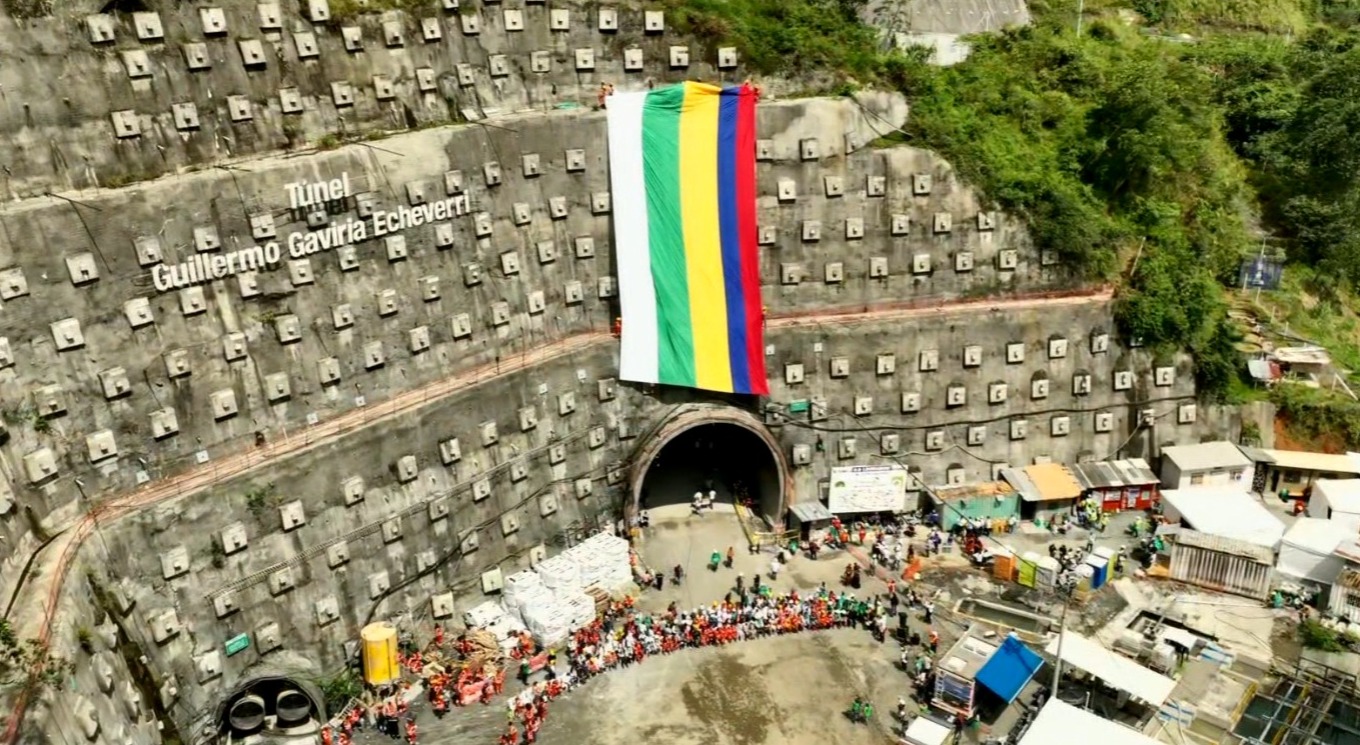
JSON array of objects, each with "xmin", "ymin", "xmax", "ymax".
[
  {"xmin": 519, "ymin": 599, "xmax": 571, "ymax": 647},
  {"xmin": 568, "ymin": 532, "xmax": 633, "ymax": 592},
  {"xmin": 559, "ymin": 592, "xmax": 597, "ymax": 631},
  {"xmin": 536, "ymin": 554, "xmax": 583, "ymax": 598},
  {"xmin": 501, "ymin": 570, "xmax": 547, "ymax": 623},
  {"xmin": 487, "ymin": 614, "xmax": 528, "ymax": 652},
  {"xmin": 463, "ymin": 600, "xmax": 506, "ymax": 630}
]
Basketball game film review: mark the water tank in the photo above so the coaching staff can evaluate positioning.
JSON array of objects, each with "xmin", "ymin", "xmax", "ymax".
[
  {"xmin": 361, "ymin": 622, "xmax": 400, "ymax": 687},
  {"xmin": 275, "ymin": 689, "xmax": 312, "ymax": 725},
  {"xmin": 227, "ymin": 694, "xmax": 266, "ymax": 732}
]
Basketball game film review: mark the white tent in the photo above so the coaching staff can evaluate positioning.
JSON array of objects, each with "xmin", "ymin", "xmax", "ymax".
[
  {"xmin": 1043, "ymin": 631, "xmax": 1177, "ymax": 706},
  {"xmin": 1018, "ymin": 699, "xmax": 1162, "ymax": 745},
  {"xmin": 1278, "ymin": 518, "xmax": 1353, "ymax": 584},
  {"xmin": 900, "ymin": 716, "xmax": 952, "ymax": 745},
  {"xmin": 1160, "ymin": 487, "xmax": 1285, "ymax": 549}
]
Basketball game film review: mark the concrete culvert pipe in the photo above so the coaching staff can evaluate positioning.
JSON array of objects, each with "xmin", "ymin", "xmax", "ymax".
[
  {"xmin": 275, "ymin": 689, "xmax": 312, "ymax": 725},
  {"xmin": 228, "ymin": 694, "xmax": 266, "ymax": 732}
]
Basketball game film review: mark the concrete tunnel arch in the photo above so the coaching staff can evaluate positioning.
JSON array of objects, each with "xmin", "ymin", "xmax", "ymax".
[
  {"xmin": 217, "ymin": 673, "xmax": 325, "ymax": 735},
  {"xmin": 627, "ymin": 404, "xmax": 792, "ymax": 529}
]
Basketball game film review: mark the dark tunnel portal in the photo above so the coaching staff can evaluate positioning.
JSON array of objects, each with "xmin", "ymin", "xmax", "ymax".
[{"xmin": 639, "ymin": 422, "xmax": 781, "ymax": 520}]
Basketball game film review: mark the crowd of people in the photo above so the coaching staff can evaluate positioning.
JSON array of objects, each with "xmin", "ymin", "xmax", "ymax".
[{"xmin": 490, "ymin": 586, "xmax": 907, "ymax": 744}]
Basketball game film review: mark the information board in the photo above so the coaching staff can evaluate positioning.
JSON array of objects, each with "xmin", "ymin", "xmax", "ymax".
[
  {"xmin": 1239, "ymin": 256, "xmax": 1284, "ymax": 290},
  {"xmin": 224, "ymin": 633, "xmax": 251, "ymax": 657},
  {"xmin": 827, "ymin": 465, "xmax": 910, "ymax": 514}
]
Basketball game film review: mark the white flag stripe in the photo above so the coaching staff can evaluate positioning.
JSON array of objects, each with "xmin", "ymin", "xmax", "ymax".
[{"xmin": 606, "ymin": 91, "xmax": 660, "ymax": 385}]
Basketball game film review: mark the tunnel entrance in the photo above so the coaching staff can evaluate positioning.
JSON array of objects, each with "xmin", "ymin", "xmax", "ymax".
[
  {"xmin": 218, "ymin": 676, "xmax": 323, "ymax": 736},
  {"xmin": 637, "ymin": 421, "xmax": 783, "ymax": 523}
]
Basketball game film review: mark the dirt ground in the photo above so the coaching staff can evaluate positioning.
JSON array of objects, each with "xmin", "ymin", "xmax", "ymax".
[
  {"xmin": 354, "ymin": 506, "xmax": 965, "ymax": 745},
  {"xmin": 532, "ymin": 629, "xmax": 905, "ymax": 745}
]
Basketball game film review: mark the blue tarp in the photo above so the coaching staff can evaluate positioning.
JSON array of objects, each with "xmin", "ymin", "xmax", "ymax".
[{"xmin": 975, "ymin": 636, "xmax": 1044, "ymax": 704}]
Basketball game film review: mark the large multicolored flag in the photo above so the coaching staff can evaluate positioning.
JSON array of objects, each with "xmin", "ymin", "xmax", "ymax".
[{"xmin": 606, "ymin": 81, "xmax": 768, "ymax": 396}]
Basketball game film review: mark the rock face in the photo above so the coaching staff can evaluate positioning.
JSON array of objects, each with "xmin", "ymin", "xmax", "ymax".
[
  {"xmin": 0, "ymin": 2, "xmax": 1225, "ymax": 743},
  {"xmin": 867, "ymin": 0, "xmax": 1032, "ymax": 65}
]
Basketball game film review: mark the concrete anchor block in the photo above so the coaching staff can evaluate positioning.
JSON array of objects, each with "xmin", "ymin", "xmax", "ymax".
[{"xmin": 74, "ymin": 695, "xmax": 99, "ymax": 740}]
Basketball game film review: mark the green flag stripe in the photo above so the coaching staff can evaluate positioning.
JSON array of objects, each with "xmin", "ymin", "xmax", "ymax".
[{"xmin": 640, "ymin": 85, "xmax": 695, "ymax": 387}]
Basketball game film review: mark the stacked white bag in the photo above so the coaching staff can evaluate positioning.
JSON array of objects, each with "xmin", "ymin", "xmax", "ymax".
[
  {"xmin": 488, "ymin": 614, "xmax": 528, "ymax": 652},
  {"xmin": 519, "ymin": 600, "xmax": 571, "ymax": 647},
  {"xmin": 476, "ymin": 534, "xmax": 634, "ymax": 647},
  {"xmin": 463, "ymin": 600, "xmax": 506, "ymax": 630},
  {"xmin": 567, "ymin": 532, "xmax": 632, "ymax": 592},
  {"xmin": 536, "ymin": 554, "xmax": 582, "ymax": 596},
  {"xmin": 558, "ymin": 592, "xmax": 597, "ymax": 631},
  {"xmin": 501, "ymin": 570, "xmax": 547, "ymax": 623}
]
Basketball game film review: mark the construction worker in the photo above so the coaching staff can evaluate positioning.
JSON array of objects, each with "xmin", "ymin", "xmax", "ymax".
[
  {"xmin": 405, "ymin": 718, "xmax": 418, "ymax": 744},
  {"xmin": 321, "ymin": 725, "xmax": 334, "ymax": 745},
  {"xmin": 611, "ymin": 317, "xmax": 622, "ymax": 337}
]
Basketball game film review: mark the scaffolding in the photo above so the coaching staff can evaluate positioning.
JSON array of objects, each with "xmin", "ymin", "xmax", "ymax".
[{"xmin": 1233, "ymin": 658, "xmax": 1360, "ymax": 745}]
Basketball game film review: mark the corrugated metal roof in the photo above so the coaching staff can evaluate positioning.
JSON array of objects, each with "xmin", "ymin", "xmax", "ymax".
[
  {"xmin": 938, "ymin": 626, "xmax": 1000, "ymax": 680},
  {"xmin": 1161, "ymin": 441, "xmax": 1252, "ymax": 471},
  {"xmin": 1175, "ymin": 529, "xmax": 1275, "ymax": 564},
  {"xmin": 1335, "ymin": 541, "xmax": 1360, "ymax": 564},
  {"xmin": 932, "ymin": 480, "xmax": 1016, "ymax": 502},
  {"xmin": 1274, "ymin": 346, "xmax": 1331, "ymax": 365},
  {"xmin": 1262, "ymin": 449, "xmax": 1360, "ymax": 475},
  {"xmin": 788, "ymin": 501, "xmax": 835, "ymax": 523},
  {"xmin": 1070, "ymin": 459, "xmax": 1158, "ymax": 490},
  {"xmin": 1236, "ymin": 445, "xmax": 1274, "ymax": 464},
  {"xmin": 1001, "ymin": 465, "xmax": 1082, "ymax": 502}
]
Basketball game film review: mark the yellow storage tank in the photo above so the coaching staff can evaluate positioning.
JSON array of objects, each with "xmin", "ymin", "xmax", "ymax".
[{"xmin": 361, "ymin": 622, "xmax": 400, "ymax": 687}]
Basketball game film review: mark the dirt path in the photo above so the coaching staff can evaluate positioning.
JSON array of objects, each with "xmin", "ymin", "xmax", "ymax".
[{"xmin": 1, "ymin": 287, "xmax": 1112, "ymax": 742}]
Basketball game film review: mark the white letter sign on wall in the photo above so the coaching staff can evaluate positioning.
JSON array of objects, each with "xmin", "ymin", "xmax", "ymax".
[{"xmin": 151, "ymin": 172, "xmax": 469, "ymax": 293}]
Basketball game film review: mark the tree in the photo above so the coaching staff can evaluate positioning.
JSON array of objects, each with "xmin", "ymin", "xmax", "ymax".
[{"xmin": 0, "ymin": 621, "xmax": 74, "ymax": 692}]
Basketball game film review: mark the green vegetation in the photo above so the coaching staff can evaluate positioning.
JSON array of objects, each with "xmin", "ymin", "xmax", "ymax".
[
  {"xmin": 328, "ymin": 0, "xmax": 430, "ymax": 23},
  {"xmin": 75, "ymin": 627, "xmax": 94, "ymax": 655},
  {"xmin": 1249, "ymin": 269, "xmax": 1360, "ymax": 376},
  {"xmin": 674, "ymin": 0, "xmax": 1360, "ymax": 418},
  {"xmin": 245, "ymin": 484, "xmax": 279, "ymax": 518},
  {"xmin": 664, "ymin": 0, "xmax": 884, "ymax": 80},
  {"xmin": 1129, "ymin": 0, "xmax": 1314, "ymax": 33},
  {"xmin": 0, "ymin": 619, "xmax": 74, "ymax": 691},
  {"xmin": 1270, "ymin": 384, "xmax": 1360, "ymax": 450},
  {"xmin": 317, "ymin": 669, "xmax": 364, "ymax": 715},
  {"xmin": 315, "ymin": 134, "xmax": 345, "ymax": 151},
  {"xmin": 1299, "ymin": 616, "xmax": 1359, "ymax": 651},
  {"xmin": 1, "ymin": 0, "xmax": 52, "ymax": 20},
  {"xmin": 888, "ymin": 5, "xmax": 1250, "ymax": 396}
]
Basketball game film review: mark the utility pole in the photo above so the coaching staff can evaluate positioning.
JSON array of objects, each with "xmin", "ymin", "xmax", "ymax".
[
  {"xmin": 1254, "ymin": 240, "xmax": 1268, "ymax": 305},
  {"xmin": 1049, "ymin": 579, "xmax": 1074, "ymax": 704},
  {"xmin": 1076, "ymin": 0, "xmax": 1084, "ymax": 36}
]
